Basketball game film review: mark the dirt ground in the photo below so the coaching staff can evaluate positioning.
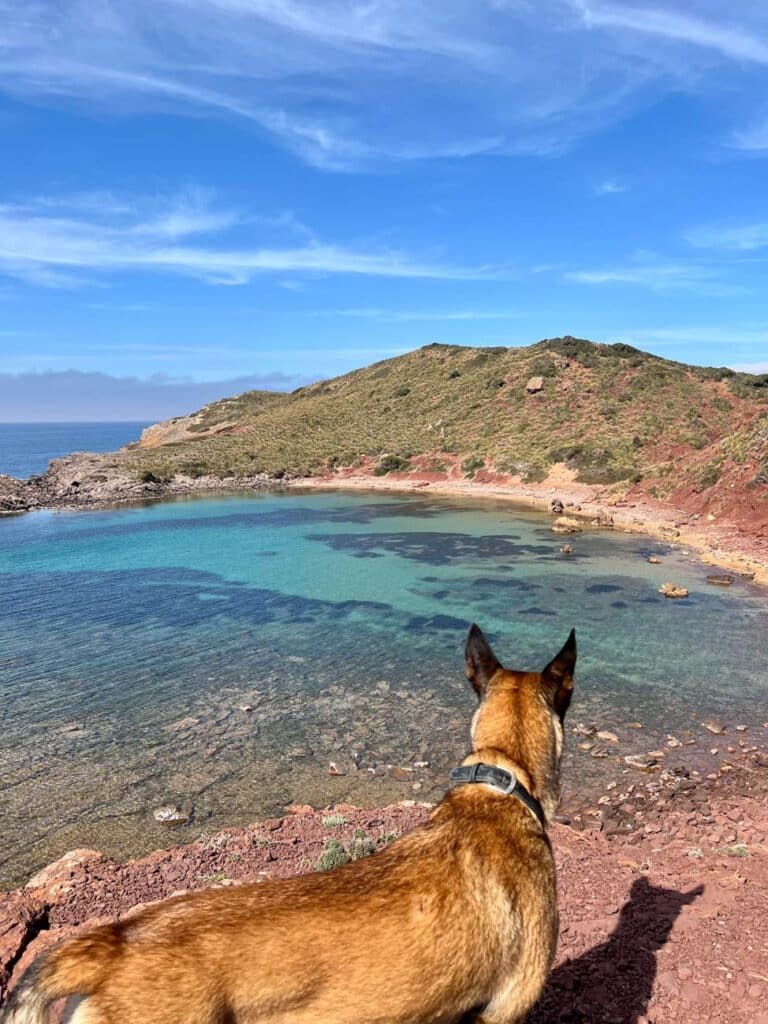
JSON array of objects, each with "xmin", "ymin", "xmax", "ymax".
[{"xmin": 2, "ymin": 752, "xmax": 766, "ymax": 1023}]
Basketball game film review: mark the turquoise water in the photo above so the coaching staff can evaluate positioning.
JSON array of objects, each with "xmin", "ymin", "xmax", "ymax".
[
  {"xmin": 1, "ymin": 490, "xmax": 766, "ymax": 886},
  {"xmin": 0, "ymin": 422, "xmax": 148, "ymax": 479}
]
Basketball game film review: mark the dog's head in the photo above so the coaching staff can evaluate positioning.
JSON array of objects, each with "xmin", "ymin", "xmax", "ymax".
[{"xmin": 464, "ymin": 624, "xmax": 576, "ymax": 817}]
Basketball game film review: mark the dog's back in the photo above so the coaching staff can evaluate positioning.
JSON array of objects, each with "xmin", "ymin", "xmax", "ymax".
[{"xmin": 4, "ymin": 625, "xmax": 574, "ymax": 1024}]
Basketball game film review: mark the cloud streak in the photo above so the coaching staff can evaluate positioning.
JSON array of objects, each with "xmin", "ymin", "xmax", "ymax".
[
  {"xmin": 3, "ymin": 1, "xmax": 768, "ymax": 168},
  {"xmin": 564, "ymin": 259, "xmax": 721, "ymax": 291},
  {"xmin": 685, "ymin": 221, "xmax": 768, "ymax": 251},
  {"xmin": 0, "ymin": 193, "xmax": 500, "ymax": 286}
]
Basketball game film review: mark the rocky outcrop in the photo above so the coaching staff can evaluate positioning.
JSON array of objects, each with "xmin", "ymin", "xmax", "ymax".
[
  {"xmin": 0, "ymin": 454, "xmax": 285, "ymax": 514},
  {"xmin": 0, "ymin": 475, "xmax": 39, "ymax": 515}
]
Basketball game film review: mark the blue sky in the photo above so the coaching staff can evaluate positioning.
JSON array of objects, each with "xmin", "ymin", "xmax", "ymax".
[{"xmin": 1, "ymin": 0, "xmax": 768, "ymax": 418}]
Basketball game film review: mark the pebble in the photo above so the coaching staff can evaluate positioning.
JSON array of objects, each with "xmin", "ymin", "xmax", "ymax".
[
  {"xmin": 153, "ymin": 806, "xmax": 189, "ymax": 825},
  {"xmin": 597, "ymin": 730, "xmax": 618, "ymax": 744},
  {"xmin": 703, "ymin": 720, "xmax": 726, "ymax": 735},
  {"xmin": 624, "ymin": 754, "xmax": 659, "ymax": 772}
]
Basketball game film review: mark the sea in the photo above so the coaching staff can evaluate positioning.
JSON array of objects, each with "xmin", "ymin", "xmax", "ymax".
[
  {"xmin": 0, "ymin": 422, "xmax": 149, "ymax": 479},
  {"xmin": 1, "ymin": 487, "xmax": 766, "ymax": 887}
]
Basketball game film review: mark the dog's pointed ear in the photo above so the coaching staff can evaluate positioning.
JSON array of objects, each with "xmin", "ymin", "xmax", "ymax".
[
  {"xmin": 542, "ymin": 628, "xmax": 576, "ymax": 721},
  {"xmin": 465, "ymin": 623, "xmax": 501, "ymax": 698}
]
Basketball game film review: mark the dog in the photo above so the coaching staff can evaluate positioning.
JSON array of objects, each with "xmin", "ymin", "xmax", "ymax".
[{"xmin": 3, "ymin": 624, "xmax": 576, "ymax": 1024}]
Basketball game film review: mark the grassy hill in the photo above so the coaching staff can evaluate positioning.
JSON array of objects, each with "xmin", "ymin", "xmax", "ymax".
[{"xmin": 124, "ymin": 337, "xmax": 767, "ymax": 507}]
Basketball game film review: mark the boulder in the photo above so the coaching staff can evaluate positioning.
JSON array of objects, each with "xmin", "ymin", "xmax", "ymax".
[
  {"xmin": 550, "ymin": 498, "xmax": 565, "ymax": 515},
  {"xmin": 706, "ymin": 574, "xmax": 734, "ymax": 587},
  {"xmin": 25, "ymin": 849, "xmax": 105, "ymax": 895},
  {"xmin": 525, "ymin": 376, "xmax": 544, "ymax": 394},
  {"xmin": 591, "ymin": 510, "xmax": 614, "ymax": 527},
  {"xmin": 659, "ymin": 582, "xmax": 688, "ymax": 599},
  {"xmin": 0, "ymin": 894, "xmax": 47, "ymax": 1001}
]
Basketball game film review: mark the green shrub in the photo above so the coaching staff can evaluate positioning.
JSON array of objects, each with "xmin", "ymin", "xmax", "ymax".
[
  {"xmin": 528, "ymin": 358, "xmax": 558, "ymax": 378},
  {"xmin": 698, "ymin": 461, "xmax": 722, "ymax": 489},
  {"xmin": 349, "ymin": 836, "xmax": 377, "ymax": 860},
  {"xmin": 373, "ymin": 455, "xmax": 412, "ymax": 475},
  {"xmin": 322, "ymin": 813, "xmax": 348, "ymax": 827},
  {"xmin": 461, "ymin": 455, "xmax": 486, "ymax": 478},
  {"xmin": 316, "ymin": 839, "xmax": 351, "ymax": 871},
  {"xmin": 393, "ymin": 386, "xmax": 411, "ymax": 397}
]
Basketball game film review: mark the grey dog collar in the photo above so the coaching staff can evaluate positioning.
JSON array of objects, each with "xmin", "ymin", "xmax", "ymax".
[{"xmin": 449, "ymin": 762, "xmax": 546, "ymax": 828}]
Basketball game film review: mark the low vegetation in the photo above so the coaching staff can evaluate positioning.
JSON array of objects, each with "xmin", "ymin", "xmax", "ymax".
[{"xmin": 117, "ymin": 337, "xmax": 767, "ymax": 502}]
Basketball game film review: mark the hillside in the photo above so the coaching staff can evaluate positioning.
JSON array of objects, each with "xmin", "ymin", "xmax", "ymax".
[
  {"xmin": 2, "ymin": 337, "xmax": 766, "ymax": 565},
  {"xmin": 127, "ymin": 336, "xmax": 767, "ymax": 498}
]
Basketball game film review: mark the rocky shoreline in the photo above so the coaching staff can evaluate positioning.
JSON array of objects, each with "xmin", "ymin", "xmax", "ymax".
[
  {"xmin": 0, "ymin": 451, "xmax": 286, "ymax": 516},
  {"xmin": 2, "ymin": 450, "xmax": 767, "ymax": 586},
  {"xmin": 2, "ymin": 753, "xmax": 766, "ymax": 1022}
]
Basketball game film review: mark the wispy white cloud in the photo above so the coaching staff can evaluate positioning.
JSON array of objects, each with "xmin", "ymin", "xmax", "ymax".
[
  {"xmin": 564, "ymin": 259, "xmax": 720, "ymax": 291},
  {"xmin": 594, "ymin": 177, "xmax": 628, "ymax": 196},
  {"xmin": 575, "ymin": 2, "xmax": 768, "ymax": 64},
  {"xmin": 732, "ymin": 117, "xmax": 768, "ymax": 151},
  {"xmin": 0, "ymin": 192, "xmax": 502, "ymax": 286},
  {"xmin": 685, "ymin": 221, "xmax": 768, "ymax": 250},
  {"xmin": 3, "ymin": 1, "xmax": 768, "ymax": 168}
]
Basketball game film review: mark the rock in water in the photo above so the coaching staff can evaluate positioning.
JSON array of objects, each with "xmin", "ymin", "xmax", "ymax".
[
  {"xmin": 552, "ymin": 516, "xmax": 582, "ymax": 534},
  {"xmin": 550, "ymin": 498, "xmax": 565, "ymax": 515},
  {"xmin": 702, "ymin": 719, "xmax": 726, "ymax": 736},
  {"xmin": 706, "ymin": 574, "xmax": 734, "ymax": 586},
  {"xmin": 591, "ymin": 510, "xmax": 614, "ymax": 527},
  {"xmin": 153, "ymin": 806, "xmax": 189, "ymax": 825},
  {"xmin": 624, "ymin": 754, "xmax": 659, "ymax": 772},
  {"xmin": 659, "ymin": 582, "xmax": 688, "ymax": 598}
]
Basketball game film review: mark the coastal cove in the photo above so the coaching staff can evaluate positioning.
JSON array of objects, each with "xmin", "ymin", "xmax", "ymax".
[{"xmin": 1, "ymin": 489, "xmax": 767, "ymax": 888}]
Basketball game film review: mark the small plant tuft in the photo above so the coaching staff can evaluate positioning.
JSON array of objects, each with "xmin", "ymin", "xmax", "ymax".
[
  {"xmin": 322, "ymin": 813, "xmax": 348, "ymax": 828},
  {"xmin": 316, "ymin": 839, "xmax": 351, "ymax": 871}
]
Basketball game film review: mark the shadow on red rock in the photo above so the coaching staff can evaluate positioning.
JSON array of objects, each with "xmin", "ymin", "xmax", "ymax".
[{"xmin": 530, "ymin": 877, "xmax": 704, "ymax": 1024}]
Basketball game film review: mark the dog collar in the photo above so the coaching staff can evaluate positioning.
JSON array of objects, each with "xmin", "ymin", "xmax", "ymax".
[{"xmin": 449, "ymin": 762, "xmax": 547, "ymax": 828}]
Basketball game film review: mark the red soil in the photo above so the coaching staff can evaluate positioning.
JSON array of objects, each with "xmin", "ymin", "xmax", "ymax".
[{"xmin": 2, "ymin": 758, "xmax": 767, "ymax": 1023}]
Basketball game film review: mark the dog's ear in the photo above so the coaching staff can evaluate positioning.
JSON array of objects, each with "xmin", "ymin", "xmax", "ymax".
[
  {"xmin": 542, "ymin": 628, "xmax": 576, "ymax": 721},
  {"xmin": 465, "ymin": 623, "xmax": 501, "ymax": 697}
]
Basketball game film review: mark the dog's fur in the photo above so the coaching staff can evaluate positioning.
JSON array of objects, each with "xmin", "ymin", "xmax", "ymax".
[{"xmin": 3, "ymin": 625, "xmax": 575, "ymax": 1024}]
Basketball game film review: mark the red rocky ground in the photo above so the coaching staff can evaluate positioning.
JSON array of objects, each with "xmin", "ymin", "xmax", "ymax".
[{"xmin": 2, "ymin": 753, "xmax": 766, "ymax": 1023}]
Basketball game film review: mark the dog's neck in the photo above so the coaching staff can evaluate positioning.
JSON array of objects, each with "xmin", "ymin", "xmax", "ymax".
[{"xmin": 462, "ymin": 747, "xmax": 534, "ymax": 798}]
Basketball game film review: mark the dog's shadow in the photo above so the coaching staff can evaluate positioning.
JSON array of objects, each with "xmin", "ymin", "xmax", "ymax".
[{"xmin": 529, "ymin": 876, "xmax": 703, "ymax": 1024}]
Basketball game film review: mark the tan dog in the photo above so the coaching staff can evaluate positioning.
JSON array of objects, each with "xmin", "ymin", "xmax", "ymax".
[{"xmin": 3, "ymin": 624, "xmax": 576, "ymax": 1024}]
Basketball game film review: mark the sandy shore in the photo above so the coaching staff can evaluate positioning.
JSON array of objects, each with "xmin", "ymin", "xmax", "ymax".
[{"xmin": 292, "ymin": 471, "xmax": 768, "ymax": 586}]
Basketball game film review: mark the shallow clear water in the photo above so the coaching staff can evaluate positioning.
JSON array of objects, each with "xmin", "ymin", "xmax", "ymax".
[
  {"xmin": 1, "ymin": 490, "xmax": 766, "ymax": 886},
  {"xmin": 0, "ymin": 422, "xmax": 148, "ymax": 479}
]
